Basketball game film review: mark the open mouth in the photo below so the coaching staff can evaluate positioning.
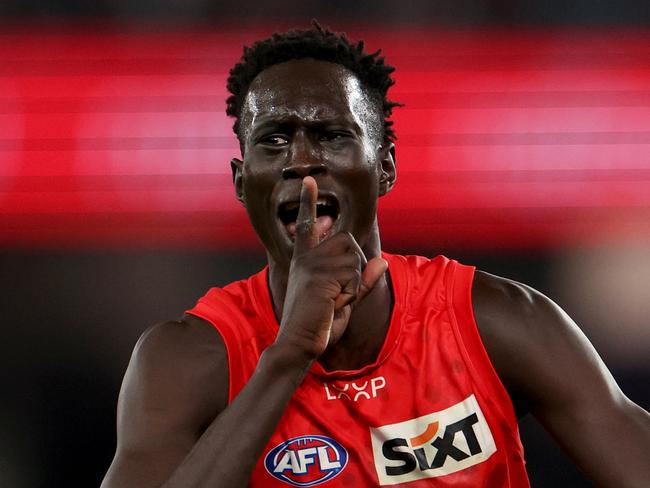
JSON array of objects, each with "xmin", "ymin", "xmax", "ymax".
[{"xmin": 278, "ymin": 195, "xmax": 340, "ymax": 242}]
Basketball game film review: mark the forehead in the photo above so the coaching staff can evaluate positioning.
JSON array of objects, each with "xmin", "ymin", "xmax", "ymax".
[{"xmin": 241, "ymin": 58, "xmax": 372, "ymax": 130}]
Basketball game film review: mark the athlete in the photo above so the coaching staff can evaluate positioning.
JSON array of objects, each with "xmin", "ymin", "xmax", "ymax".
[{"xmin": 101, "ymin": 24, "xmax": 650, "ymax": 487}]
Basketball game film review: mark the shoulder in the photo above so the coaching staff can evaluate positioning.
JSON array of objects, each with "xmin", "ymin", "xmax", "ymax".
[
  {"xmin": 471, "ymin": 269, "xmax": 574, "ymax": 348},
  {"xmin": 103, "ymin": 317, "xmax": 229, "ymax": 486},
  {"xmin": 132, "ymin": 314, "xmax": 227, "ymax": 375},
  {"xmin": 471, "ymin": 270, "xmax": 553, "ymax": 327},
  {"xmin": 469, "ymin": 272, "xmax": 650, "ymax": 488},
  {"xmin": 122, "ymin": 314, "xmax": 229, "ymax": 427},
  {"xmin": 470, "ymin": 270, "xmax": 603, "ymax": 415}
]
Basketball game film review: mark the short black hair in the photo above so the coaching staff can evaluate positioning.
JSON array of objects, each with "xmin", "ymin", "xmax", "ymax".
[{"xmin": 226, "ymin": 22, "xmax": 401, "ymax": 145}]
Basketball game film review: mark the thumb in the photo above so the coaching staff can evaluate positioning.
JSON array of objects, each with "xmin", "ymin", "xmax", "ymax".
[
  {"xmin": 355, "ymin": 257, "xmax": 388, "ymax": 304},
  {"xmin": 333, "ymin": 257, "xmax": 388, "ymax": 311}
]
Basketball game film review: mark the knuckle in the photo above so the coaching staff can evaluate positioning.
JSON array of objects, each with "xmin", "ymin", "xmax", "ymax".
[
  {"xmin": 346, "ymin": 267, "xmax": 362, "ymax": 283},
  {"xmin": 340, "ymin": 251, "xmax": 361, "ymax": 270},
  {"xmin": 295, "ymin": 220, "xmax": 312, "ymax": 234},
  {"xmin": 333, "ymin": 231, "xmax": 352, "ymax": 242},
  {"xmin": 328, "ymin": 232, "xmax": 356, "ymax": 251}
]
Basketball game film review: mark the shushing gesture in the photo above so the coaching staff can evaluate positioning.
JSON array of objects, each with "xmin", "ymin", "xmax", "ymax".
[{"xmin": 276, "ymin": 176, "xmax": 388, "ymax": 360}]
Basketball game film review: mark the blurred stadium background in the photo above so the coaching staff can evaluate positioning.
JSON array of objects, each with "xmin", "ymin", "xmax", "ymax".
[{"xmin": 1, "ymin": 1, "xmax": 649, "ymax": 487}]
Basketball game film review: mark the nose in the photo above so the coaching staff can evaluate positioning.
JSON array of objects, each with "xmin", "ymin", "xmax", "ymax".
[
  {"xmin": 282, "ymin": 161, "xmax": 326, "ymax": 179},
  {"xmin": 282, "ymin": 133, "xmax": 326, "ymax": 179}
]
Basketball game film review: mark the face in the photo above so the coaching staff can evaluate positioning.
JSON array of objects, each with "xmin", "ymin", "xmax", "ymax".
[{"xmin": 231, "ymin": 58, "xmax": 396, "ymax": 267}]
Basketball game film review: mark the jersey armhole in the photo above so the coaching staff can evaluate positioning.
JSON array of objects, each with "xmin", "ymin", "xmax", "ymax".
[
  {"xmin": 445, "ymin": 261, "xmax": 520, "ymax": 429},
  {"xmin": 186, "ymin": 302, "xmax": 237, "ymax": 404}
]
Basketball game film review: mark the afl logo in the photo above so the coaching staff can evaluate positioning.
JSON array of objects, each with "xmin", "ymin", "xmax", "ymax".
[{"xmin": 264, "ymin": 435, "xmax": 348, "ymax": 486}]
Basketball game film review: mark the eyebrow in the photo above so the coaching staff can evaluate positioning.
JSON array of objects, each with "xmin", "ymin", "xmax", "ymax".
[{"xmin": 250, "ymin": 115, "xmax": 363, "ymax": 139}]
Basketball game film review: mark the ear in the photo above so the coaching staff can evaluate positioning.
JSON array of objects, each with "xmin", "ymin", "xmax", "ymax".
[
  {"xmin": 378, "ymin": 142, "xmax": 396, "ymax": 196},
  {"xmin": 230, "ymin": 158, "xmax": 245, "ymax": 205}
]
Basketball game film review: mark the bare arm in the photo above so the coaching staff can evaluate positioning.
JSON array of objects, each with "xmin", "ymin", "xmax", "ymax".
[
  {"xmin": 472, "ymin": 271, "xmax": 650, "ymax": 488},
  {"xmin": 101, "ymin": 177, "xmax": 388, "ymax": 488},
  {"xmin": 100, "ymin": 315, "xmax": 314, "ymax": 488}
]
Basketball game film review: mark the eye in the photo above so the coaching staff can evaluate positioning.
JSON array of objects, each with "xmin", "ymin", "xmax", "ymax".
[
  {"xmin": 259, "ymin": 134, "xmax": 289, "ymax": 146},
  {"xmin": 320, "ymin": 131, "xmax": 349, "ymax": 142}
]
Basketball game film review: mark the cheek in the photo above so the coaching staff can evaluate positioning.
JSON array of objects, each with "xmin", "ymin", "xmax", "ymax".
[
  {"xmin": 342, "ymin": 156, "xmax": 380, "ymax": 186},
  {"xmin": 345, "ymin": 163, "xmax": 380, "ymax": 217},
  {"xmin": 241, "ymin": 166, "xmax": 276, "ymax": 217},
  {"xmin": 242, "ymin": 159, "xmax": 274, "ymax": 190}
]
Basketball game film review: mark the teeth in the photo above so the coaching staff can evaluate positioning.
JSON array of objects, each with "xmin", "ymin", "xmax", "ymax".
[{"xmin": 282, "ymin": 197, "xmax": 333, "ymax": 211}]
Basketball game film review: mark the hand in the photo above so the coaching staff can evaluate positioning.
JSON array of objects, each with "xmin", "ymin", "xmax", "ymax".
[{"xmin": 275, "ymin": 176, "xmax": 388, "ymax": 360}]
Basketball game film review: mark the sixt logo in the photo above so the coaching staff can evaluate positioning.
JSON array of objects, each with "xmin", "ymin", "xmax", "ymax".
[
  {"xmin": 264, "ymin": 435, "xmax": 348, "ymax": 487},
  {"xmin": 370, "ymin": 395, "xmax": 497, "ymax": 485}
]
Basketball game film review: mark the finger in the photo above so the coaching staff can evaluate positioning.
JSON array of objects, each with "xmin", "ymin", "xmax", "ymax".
[
  {"xmin": 334, "ymin": 268, "xmax": 362, "ymax": 310},
  {"xmin": 355, "ymin": 257, "xmax": 388, "ymax": 304},
  {"xmin": 333, "ymin": 255, "xmax": 385, "ymax": 310},
  {"xmin": 293, "ymin": 176, "xmax": 319, "ymax": 254},
  {"xmin": 328, "ymin": 239, "xmax": 365, "ymax": 310},
  {"xmin": 329, "ymin": 235, "xmax": 367, "ymax": 310}
]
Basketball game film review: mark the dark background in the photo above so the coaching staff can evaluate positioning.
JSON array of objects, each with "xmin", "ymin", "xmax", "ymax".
[{"xmin": 1, "ymin": 1, "xmax": 649, "ymax": 487}]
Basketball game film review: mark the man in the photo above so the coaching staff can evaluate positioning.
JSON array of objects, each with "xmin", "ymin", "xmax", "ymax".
[{"xmin": 101, "ymin": 24, "xmax": 650, "ymax": 487}]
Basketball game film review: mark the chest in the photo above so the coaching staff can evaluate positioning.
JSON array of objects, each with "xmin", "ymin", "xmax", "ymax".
[{"xmin": 254, "ymin": 309, "xmax": 506, "ymax": 487}]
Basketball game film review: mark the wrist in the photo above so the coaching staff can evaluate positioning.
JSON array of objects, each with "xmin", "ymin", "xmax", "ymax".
[
  {"xmin": 260, "ymin": 342, "xmax": 315, "ymax": 386},
  {"xmin": 275, "ymin": 321, "xmax": 328, "ymax": 360}
]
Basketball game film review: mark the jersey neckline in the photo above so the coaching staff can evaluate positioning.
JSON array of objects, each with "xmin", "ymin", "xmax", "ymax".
[{"xmin": 249, "ymin": 251, "xmax": 405, "ymax": 380}]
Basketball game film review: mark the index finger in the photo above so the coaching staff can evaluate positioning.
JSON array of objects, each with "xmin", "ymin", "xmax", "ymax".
[{"xmin": 294, "ymin": 176, "xmax": 319, "ymax": 254}]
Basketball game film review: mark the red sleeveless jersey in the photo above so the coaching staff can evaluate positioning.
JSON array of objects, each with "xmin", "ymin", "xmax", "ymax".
[{"xmin": 186, "ymin": 253, "xmax": 530, "ymax": 487}]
